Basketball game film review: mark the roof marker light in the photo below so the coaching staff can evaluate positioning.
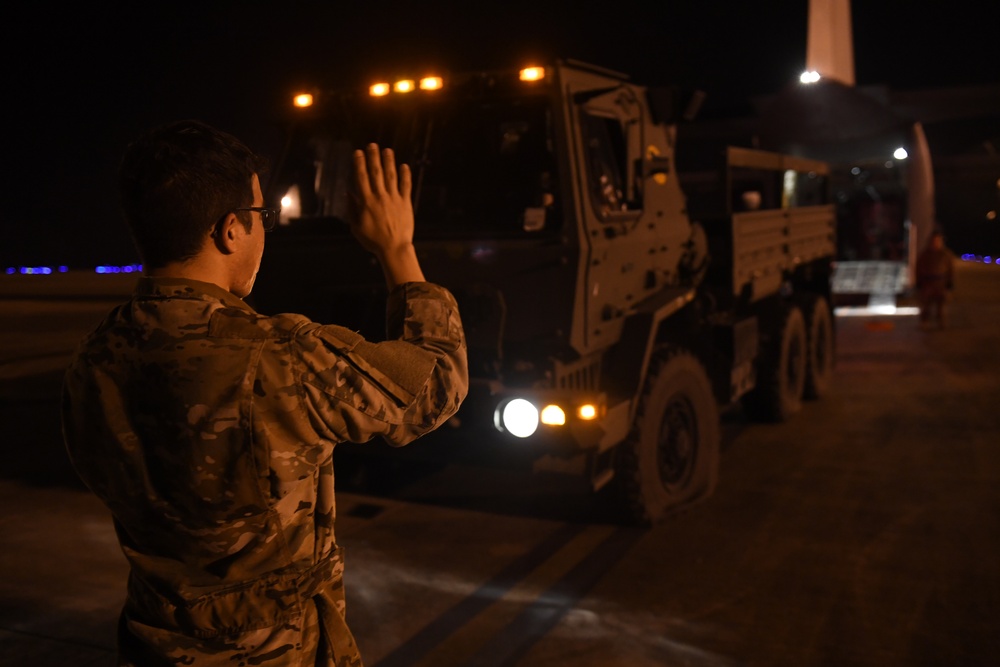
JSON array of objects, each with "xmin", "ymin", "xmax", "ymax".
[
  {"xmin": 293, "ymin": 93, "xmax": 314, "ymax": 108},
  {"xmin": 420, "ymin": 76, "xmax": 443, "ymax": 91},
  {"xmin": 370, "ymin": 82, "xmax": 390, "ymax": 97},
  {"xmin": 394, "ymin": 79, "xmax": 415, "ymax": 93},
  {"xmin": 519, "ymin": 67, "xmax": 545, "ymax": 82}
]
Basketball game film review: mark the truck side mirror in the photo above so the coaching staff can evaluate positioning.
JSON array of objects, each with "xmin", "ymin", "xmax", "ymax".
[
  {"xmin": 646, "ymin": 87, "xmax": 707, "ymax": 124},
  {"xmin": 682, "ymin": 90, "xmax": 706, "ymax": 121}
]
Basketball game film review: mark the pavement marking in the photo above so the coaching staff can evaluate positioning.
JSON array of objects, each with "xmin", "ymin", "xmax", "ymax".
[
  {"xmin": 462, "ymin": 526, "xmax": 645, "ymax": 667},
  {"xmin": 374, "ymin": 524, "xmax": 644, "ymax": 667},
  {"xmin": 374, "ymin": 522, "xmax": 587, "ymax": 667},
  {"xmin": 409, "ymin": 525, "xmax": 617, "ymax": 667}
]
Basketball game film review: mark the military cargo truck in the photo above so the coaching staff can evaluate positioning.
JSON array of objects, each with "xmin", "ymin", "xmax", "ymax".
[{"xmin": 252, "ymin": 60, "xmax": 836, "ymax": 523}]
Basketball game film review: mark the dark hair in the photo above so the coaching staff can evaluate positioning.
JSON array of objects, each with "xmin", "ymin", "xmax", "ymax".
[{"xmin": 118, "ymin": 119, "xmax": 269, "ymax": 268}]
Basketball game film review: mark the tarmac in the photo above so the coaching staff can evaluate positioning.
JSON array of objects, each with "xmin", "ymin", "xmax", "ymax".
[{"xmin": 2, "ymin": 262, "xmax": 999, "ymax": 666}]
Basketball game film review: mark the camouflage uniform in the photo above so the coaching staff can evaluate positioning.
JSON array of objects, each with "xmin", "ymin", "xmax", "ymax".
[
  {"xmin": 61, "ymin": 276, "xmax": 467, "ymax": 666},
  {"xmin": 916, "ymin": 244, "xmax": 955, "ymax": 327}
]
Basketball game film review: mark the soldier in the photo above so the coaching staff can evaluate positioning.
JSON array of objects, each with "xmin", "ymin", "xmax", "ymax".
[
  {"xmin": 915, "ymin": 228, "xmax": 956, "ymax": 329},
  {"xmin": 61, "ymin": 120, "xmax": 468, "ymax": 666}
]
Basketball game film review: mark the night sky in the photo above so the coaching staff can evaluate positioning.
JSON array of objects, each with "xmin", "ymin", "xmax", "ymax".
[{"xmin": 3, "ymin": 0, "xmax": 997, "ymax": 268}]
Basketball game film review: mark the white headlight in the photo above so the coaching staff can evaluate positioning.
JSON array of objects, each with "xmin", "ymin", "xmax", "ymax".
[{"xmin": 495, "ymin": 399, "xmax": 539, "ymax": 438}]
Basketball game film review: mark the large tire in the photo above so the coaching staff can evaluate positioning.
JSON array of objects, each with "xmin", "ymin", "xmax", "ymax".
[
  {"xmin": 741, "ymin": 304, "xmax": 807, "ymax": 422},
  {"xmin": 617, "ymin": 349, "xmax": 720, "ymax": 524},
  {"xmin": 800, "ymin": 294, "xmax": 834, "ymax": 399}
]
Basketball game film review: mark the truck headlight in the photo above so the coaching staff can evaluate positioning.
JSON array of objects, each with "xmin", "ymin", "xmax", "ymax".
[{"xmin": 494, "ymin": 398, "xmax": 539, "ymax": 438}]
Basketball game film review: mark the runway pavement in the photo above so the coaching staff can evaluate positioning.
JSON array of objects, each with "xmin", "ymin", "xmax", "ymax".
[{"xmin": 1, "ymin": 263, "xmax": 998, "ymax": 666}]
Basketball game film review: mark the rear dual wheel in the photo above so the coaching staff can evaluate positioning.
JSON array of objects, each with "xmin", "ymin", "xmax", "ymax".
[
  {"xmin": 801, "ymin": 295, "xmax": 834, "ymax": 399},
  {"xmin": 741, "ymin": 303, "xmax": 807, "ymax": 422}
]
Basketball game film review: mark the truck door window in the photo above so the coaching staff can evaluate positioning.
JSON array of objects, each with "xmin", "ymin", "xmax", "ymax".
[{"xmin": 580, "ymin": 111, "xmax": 640, "ymax": 218}]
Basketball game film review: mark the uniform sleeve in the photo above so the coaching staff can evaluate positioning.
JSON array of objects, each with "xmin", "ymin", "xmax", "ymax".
[{"xmin": 295, "ymin": 282, "xmax": 468, "ymax": 446}]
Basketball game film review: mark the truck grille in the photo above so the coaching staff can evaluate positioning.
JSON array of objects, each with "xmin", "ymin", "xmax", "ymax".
[{"xmin": 555, "ymin": 356, "xmax": 602, "ymax": 391}]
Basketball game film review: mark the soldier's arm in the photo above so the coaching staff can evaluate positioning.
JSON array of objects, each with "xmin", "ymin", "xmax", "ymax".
[{"xmin": 291, "ymin": 284, "xmax": 468, "ymax": 447}]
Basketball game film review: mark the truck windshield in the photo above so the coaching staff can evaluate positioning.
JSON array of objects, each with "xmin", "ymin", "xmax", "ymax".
[{"xmin": 268, "ymin": 93, "xmax": 559, "ymax": 239}]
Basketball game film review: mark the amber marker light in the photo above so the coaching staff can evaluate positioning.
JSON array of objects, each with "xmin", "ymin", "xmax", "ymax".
[
  {"xmin": 540, "ymin": 405, "xmax": 566, "ymax": 426},
  {"xmin": 394, "ymin": 79, "xmax": 416, "ymax": 93},
  {"xmin": 293, "ymin": 93, "xmax": 314, "ymax": 108},
  {"xmin": 419, "ymin": 76, "xmax": 444, "ymax": 91},
  {"xmin": 370, "ymin": 83, "xmax": 390, "ymax": 97},
  {"xmin": 519, "ymin": 66, "xmax": 545, "ymax": 82},
  {"xmin": 578, "ymin": 404, "xmax": 598, "ymax": 420}
]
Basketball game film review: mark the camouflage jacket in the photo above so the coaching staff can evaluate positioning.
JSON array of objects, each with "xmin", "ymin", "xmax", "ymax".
[
  {"xmin": 61, "ymin": 276, "xmax": 467, "ymax": 666},
  {"xmin": 916, "ymin": 246, "xmax": 955, "ymax": 291}
]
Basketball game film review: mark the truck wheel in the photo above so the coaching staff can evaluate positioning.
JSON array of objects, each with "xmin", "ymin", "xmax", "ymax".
[
  {"xmin": 618, "ymin": 349, "xmax": 720, "ymax": 524},
  {"xmin": 801, "ymin": 295, "xmax": 834, "ymax": 399},
  {"xmin": 742, "ymin": 304, "xmax": 807, "ymax": 422}
]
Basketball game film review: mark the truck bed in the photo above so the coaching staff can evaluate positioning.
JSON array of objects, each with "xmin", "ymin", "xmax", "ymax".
[{"xmin": 732, "ymin": 204, "xmax": 836, "ymax": 301}]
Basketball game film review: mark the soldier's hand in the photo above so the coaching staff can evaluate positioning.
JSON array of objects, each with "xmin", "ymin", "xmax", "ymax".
[
  {"xmin": 351, "ymin": 144, "xmax": 414, "ymax": 259},
  {"xmin": 351, "ymin": 144, "xmax": 425, "ymax": 287}
]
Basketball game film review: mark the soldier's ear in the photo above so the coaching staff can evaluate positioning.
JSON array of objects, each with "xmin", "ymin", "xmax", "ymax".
[{"xmin": 212, "ymin": 213, "xmax": 243, "ymax": 255}]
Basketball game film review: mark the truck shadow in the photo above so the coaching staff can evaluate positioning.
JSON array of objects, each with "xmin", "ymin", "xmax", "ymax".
[{"xmin": 333, "ymin": 408, "xmax": 752, "ymax": 526}]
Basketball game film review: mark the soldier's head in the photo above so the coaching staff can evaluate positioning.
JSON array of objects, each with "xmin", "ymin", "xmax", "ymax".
[{"xmin": 118, "ymin": 120, "xmax": 270, "ymax": 271}]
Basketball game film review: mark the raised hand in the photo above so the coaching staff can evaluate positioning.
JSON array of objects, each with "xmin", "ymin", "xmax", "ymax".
[{"xmin": 351, "ymin": 144, "xmax": 425, "ymax": 287}]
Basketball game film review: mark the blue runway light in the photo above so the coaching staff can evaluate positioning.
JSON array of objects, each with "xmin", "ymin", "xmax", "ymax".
[{"xmin": 96, "ymin": 264, "xmax": 143, "ymax": 274}]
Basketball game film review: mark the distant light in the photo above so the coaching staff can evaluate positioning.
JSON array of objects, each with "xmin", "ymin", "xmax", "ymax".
[
  {"xmin": 519, "ymin": 67, "xmax": 546, "ymax": 82},
  {"xmin": 578, "ymin": 404, "xmax": 598, "ymax": 420},
  {"xmin": 369, "ymin": 82, "xmax": 390, "ymax": 97},
  {"xmin": 5, "ymin": 267, "xmax": 14, "ymax": 275},
  {"xmin": 800, "ymin": 70, "xmax": 821, "ymax": 84},
  {"xmin": 986, "ymin": 256, "xmax": 994, "ymax": 264},
  {"xmin": 835, "ymin": 305, "xmax": 920, "ymax": 317},
  {"xmin": 58, "ymin": 266, "xmax": 68, "ymax": 273},
  {"xmin": 95, "ymin": 264, "xmax": 142, "ymax": 274},
  {"xmin": 987, "ymin": 210, "xmax": 997, "ymax": 221},
  {"xmin": 893, "ymin": 147, "xmax": 908, "ymax": 160},
  {"xmin": 293, "ymin": 93, "xmax": 313, "ymax": 108},
  {"xmin": 393, "ymin": 79, "xmax": 415, "ymax": 93},
  {"xmin": 419, "ymin": 76, "xmax": 443, "ymax": 91},
  {"xmin": 851, "ymin": 167, "xmax": 861, "ymax": 175}
]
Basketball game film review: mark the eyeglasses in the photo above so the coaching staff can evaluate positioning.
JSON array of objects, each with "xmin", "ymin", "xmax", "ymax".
[{"xmin": 233, "ymin": 207, "xmax": 281, "ymax": 231}]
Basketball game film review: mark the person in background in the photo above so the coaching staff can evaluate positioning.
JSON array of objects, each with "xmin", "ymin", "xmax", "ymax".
[
  {"xmin": 61, "ymin": 119, "xmax": 468, "ymax": 666},
  {"xmin": 915, "ymin": 228, "xmax": 956, "ymax": 329}
]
